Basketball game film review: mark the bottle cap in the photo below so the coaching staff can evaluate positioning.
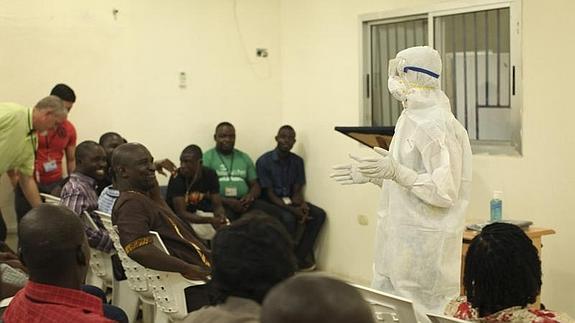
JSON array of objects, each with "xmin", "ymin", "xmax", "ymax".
[{"xmin": 493, "ymin": 190, "xmax": 503, "ymax": 199}]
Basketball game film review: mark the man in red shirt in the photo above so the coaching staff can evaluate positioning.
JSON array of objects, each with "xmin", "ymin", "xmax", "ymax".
[
  {"xmin": 3, "ymin": 204, "xmax": 120, "ymax": 323},
  {"xmin": 35, "ymin": 84, "xmax": 78, "ymax": 191},
  {"xmin": 14, "ymin": 84, "xmax": 78, "ymax": 221}
]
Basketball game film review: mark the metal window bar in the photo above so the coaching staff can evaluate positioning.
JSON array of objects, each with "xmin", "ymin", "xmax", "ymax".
[
  {"xmin": 369, "ymin": 18, "xmax": 428, "ymax": 126},
  {"xmin": 497, "ymin": 9, "xmax": 501, "ymax": 106},
  {"xmin": 451, "ymin": 15, "xmax": 457, "ymax": 119},
  {"xmin": 371, "ymin": 26, "xmax": 381, "ymax": 125},
  {"xmin": 394, "ymin": 23, "xmax": 399, "ymax": 122},
  {"xmin": 432, "ymin": 8, "xmax": 510, "ymax": 141},
  {"xmin": 462, "ymin": 13, "xmax": 468, "ymax": 130},
  {"xmin": 474, "ymin": 12, "xmax": 479, "ymax": 139},
  {"xmin": 484, "ymin": 11, "xmax": 489, "ymax": 107}
]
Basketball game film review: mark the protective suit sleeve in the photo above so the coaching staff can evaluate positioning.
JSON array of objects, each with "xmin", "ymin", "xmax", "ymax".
[{"xmin": 408, "ymin": 135, "xmax": 459, "ymax": 208}]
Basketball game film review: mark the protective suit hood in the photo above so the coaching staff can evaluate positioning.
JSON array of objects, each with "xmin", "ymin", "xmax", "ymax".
[{"xmin": 388, "ymin": 46, "xmax": 449, "ymax": 111}]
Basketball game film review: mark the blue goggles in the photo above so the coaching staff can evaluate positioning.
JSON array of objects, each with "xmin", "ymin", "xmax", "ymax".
[{"xmin": 403, "ymin": 66, "xmax": 440, "ymax": 79}]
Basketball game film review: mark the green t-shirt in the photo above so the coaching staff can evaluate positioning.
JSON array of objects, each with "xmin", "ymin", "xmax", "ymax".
[
  {"xmin": 203, "ymin": 148, "xmax": 257, "ymax": 199},
  {"xmin": 0, "ymin": 103, "xmax": 35, "ymax": 176}
]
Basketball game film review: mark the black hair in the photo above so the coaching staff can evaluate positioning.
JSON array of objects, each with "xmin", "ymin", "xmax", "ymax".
[
  {"xmin": 215, "ymin": 121, "xmax": 234, "ymax": 133},
  {"xmin": 75, "ymin": 140, "xmax": 102, "ymax": 161},
  {"xmin": 99, "ymin": 132, "xmax": 126, "ymax": 145},
  {"xmin": 210, "ymin": 211, "xmax": 297, "ymax": 304},
  {"xmin": 464, "ymin": 222, "xmax": 541, "ymax": 316},
  {"xmin": 19, "ymin": 204, "xmax": 86, "ymax": 280},
  {"xmin": 50, "ymin": 83, "xmax": 76, "ymax": 102},
  {"xmin": 261, "ymin": 274, "xmax": 375, "ymax": 323},
  {"xmin": 278, "ymin": 125, "xmax": 295, "ymax": 133},
  {"xmin": 181, "ymin": 144, "xmax": 203, "ymax": 159}
]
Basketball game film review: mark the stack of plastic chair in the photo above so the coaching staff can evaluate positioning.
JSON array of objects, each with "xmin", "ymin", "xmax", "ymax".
[
  {"xmin": 427, "ymin": 313, "xmax": 470, "ymax": 323},
  {"xmin": 351, "ymin": 283, "xmax": 418, "ymax": 322},
  {"xmin": 95, "ymin": 210, "xmax": 161, "ymax": 323}
]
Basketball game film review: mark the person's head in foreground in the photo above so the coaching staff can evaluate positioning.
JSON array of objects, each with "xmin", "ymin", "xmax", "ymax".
[
  {"xmin": 210, "ymin": 211, "xmax": 297, "ymax": 305},
  {"xmin": 260, "ymin": 274, "xmax": 375, "ymax": 323},
  {"xmin": 18, "ymin": 204, "xmax": 90, "ymax": 288},
  {"xmin": 464, "ymin": 222, "xmax": 541, "ymax": 317}
]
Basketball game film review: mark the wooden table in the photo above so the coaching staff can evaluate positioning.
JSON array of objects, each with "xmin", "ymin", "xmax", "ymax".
[{"xmin": 461, "ymin": 227, "xmax": 556, "ymax": 308}]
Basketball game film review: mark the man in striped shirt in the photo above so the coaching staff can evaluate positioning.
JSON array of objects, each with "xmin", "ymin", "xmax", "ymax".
[{"xmin": 60, "ymin": 141, "xmax": 113, "ymax": 253}]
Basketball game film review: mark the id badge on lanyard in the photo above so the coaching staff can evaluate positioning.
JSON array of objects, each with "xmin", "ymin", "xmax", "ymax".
[
  {"xmin": 224, "ymin": 186, "xmax": 238, "ymax": 197},
  {"xmin": 43, "ymin": 160, "xmax": 57, "ymax": 173}
]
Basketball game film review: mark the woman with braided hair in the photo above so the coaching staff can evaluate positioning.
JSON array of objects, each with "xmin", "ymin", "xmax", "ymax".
[{"xmin": 445, "ymin": 222, "xmax": 573, "ymax": 322}]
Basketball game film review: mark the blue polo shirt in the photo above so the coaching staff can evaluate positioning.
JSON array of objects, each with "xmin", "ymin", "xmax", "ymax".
[{"xmin": 256, "ymin": 149, "xmax": 305, "ymax": 198}]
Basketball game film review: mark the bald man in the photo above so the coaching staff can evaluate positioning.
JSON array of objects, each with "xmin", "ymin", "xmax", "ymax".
[
  {"xmin": 4, "ymin": 205, "xmax": 115, "ymax": 322},
  {"xmin": 112, "ymin": 143, "xmax": 211, "ymax": 312},
  {"xmin": 261, "ymin": 274, "xmax": 375, "ymax": 323}
]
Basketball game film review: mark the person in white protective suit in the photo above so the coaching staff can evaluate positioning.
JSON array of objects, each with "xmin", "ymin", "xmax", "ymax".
[{"xmin": 331, "ymin": 46, "xmax": 472, "ymax": 317}]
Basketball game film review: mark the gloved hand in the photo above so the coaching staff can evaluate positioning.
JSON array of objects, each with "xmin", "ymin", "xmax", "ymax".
[
  {"xmin": 356, "ymin": 147, "xmax": 417, "ymax": 187},
  {"xmin": 330, "ymin": 155, "xmax": 383, "ymax": 187},
  {"xmin": 355, "ymin": 147, "xmax": 396, "ymax": 179}
]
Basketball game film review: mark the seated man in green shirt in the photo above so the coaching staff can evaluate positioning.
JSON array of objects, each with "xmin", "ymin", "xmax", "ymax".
[{"xmin": 203, "ymin": 122, "xmax": 261, "ymax": 221}]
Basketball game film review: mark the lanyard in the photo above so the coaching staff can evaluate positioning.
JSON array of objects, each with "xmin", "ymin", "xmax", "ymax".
[
  {"xmin": 40, "ymin": 131, "xmax": 51, "ymax": 150},
  {"xmin": 216, "ymin": 152, "xmax": 234, "ymax": 179},
  {"xmin": 185, "ymin": 168, "xmax": 202, "ymax": 195},
  {"xmin": 27, "ymin": 109, "xmax": 37, "ymax": 157}
]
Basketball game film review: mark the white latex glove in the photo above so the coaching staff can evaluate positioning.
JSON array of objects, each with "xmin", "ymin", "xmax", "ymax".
[
  {"xmin": 330, "ymin": 156, "xmax": 383, "ymax": 187},
  {"xmin": 355, "ymin": 147, "xmax": 396, "ymax": 179},
  {"xmin": 357, "ymin": 147, "xmax": 417, "ymax": 187}
]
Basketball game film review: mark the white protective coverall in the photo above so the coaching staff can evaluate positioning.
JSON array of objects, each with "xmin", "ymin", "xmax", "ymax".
[{"xmin": 333, "ymin": 46, "xmax": 472, "ymax": 316}]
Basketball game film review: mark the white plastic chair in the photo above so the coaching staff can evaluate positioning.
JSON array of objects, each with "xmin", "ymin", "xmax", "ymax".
[
  {"xmin": 0, "ymin": 296, "xmax": 13, "ymax": 308},
  {"xmin": 147, "ymin": 231, "xmax": 205, "ymax": 322},
  {"xmin": 40, "ymin": 193, "xmax": 61, "ymax": 205},
  {"xmin": 427, "ymin": 313, "xmax": 470, "ymax": 323},
  {"xmin": 80, "ymin": 211, "xmax": 114, "ymax": 291},
  {"xmin": 95, "ymin": 210, "xmax": 160, "ymax": 323},
  {"xmin": 352, "ymin": 283, "xmax": 418, "ymax": 323}
]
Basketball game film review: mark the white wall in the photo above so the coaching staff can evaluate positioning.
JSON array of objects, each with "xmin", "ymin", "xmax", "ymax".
[
  {"xmin": 0, "ymin": 0, "xmax": 282, "ymax": 162},
  {"xmin": 0, "ymin": 0, "xmax": 283, "ymax": 229},
  {"xmin": 279, "ymin": 0, "xmax": 575, "ymax": 316}
]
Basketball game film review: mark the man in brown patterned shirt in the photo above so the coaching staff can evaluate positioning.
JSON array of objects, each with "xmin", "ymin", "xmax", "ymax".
[{"xmin": 111, "ymin": 142, "xmax": 211, "ymax": 312}]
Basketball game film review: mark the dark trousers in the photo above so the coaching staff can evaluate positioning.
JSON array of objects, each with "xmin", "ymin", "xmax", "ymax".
[
  {"xmin": 14, "ymin": 181, "xmax": 61, "ymax": 222},
  {"xmin": 82, "ymin": 285, "xmax": 128, "ymax": 323},
  {"xmin": 184, "ymin": 284, "xmax": 210, "ymax": 312},
  {"xmin": 14, "ymin": 183, "xmax": 32, "ymax": 223},
  {"xmin": 0, "ymin": 210, "xmax": 6, "ymax": 242},
  {"xmin": 251, "ymin": 199, "xmax": 326, "ymax": 263},
  {"xmin": 222, "ymin": 199, "xmax": 271, "ymax": 222}
]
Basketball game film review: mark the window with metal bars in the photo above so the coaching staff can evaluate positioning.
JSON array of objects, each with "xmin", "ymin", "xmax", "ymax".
[{"xmin": 362, "ymin": 1, "xmax": 522, "ymax": 155}]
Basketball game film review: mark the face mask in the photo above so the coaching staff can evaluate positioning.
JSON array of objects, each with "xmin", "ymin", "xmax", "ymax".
[{"xmin": 388, "ymin": 76, "xmax": 409, "ymax": 102}]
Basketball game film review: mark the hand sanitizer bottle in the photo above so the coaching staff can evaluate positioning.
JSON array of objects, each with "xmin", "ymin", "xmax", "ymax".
[{"xmin": 490, "ymin": 191, "xmax": 503, "ymax": 222}]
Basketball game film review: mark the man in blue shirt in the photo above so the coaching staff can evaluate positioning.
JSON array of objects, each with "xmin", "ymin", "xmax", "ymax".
[{"xmin": 256, "ymin": 125, "xmax": 326, "ymax": 271}]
